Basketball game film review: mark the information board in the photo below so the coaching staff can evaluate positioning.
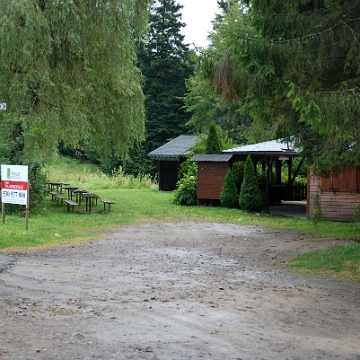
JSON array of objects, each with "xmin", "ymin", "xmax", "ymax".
[{"xmin": 1, "ymin": 165, "xmax": 28, "ymax": 205}]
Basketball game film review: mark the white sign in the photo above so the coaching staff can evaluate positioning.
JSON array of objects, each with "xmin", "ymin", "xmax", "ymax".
[
  {"xmin": 1, "ymin": 165, "xmax": 28, "ymax": 205},
  {"xmin": 0, "ymin": 103, "xmax": 6, "ymax": 111}
]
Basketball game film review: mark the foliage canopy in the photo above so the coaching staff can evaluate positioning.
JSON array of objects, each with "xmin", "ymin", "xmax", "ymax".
[
  {"xmin": 0, "ymin": 0, "xmax": 150, "ymax": 163},
  {"xmin": 199, "ymin": 0, "xmax": 360, "ymax": 176}
]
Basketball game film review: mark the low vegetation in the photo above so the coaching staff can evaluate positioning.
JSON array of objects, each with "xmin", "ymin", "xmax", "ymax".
[
  {"xmin": 290, "ymin": 243, "xmax": 360, "ymax": 282},
  {"xmin": 0, "ymin": 156, "xmax": 359, "ymax": 282}
]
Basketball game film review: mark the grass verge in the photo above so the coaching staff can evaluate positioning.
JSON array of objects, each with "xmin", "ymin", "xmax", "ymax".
[{"xmin": 290, "ymin": 243, "xmax": 360, "ymax": 282}]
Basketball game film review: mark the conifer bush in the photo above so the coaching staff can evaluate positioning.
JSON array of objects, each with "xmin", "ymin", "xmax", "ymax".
[
  {"xmin": 205, "ymin": 121, "xmax": 222, "ymax": 154},
  {"xmin": 220, "ymin": 168, "xmax": 239, "ymax": 208},
  {"xmin": 239, "ymin": 155, "xmax": 263, "ymax": 211}
]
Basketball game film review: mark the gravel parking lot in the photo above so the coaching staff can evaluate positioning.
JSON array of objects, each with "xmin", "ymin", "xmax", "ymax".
[{"xmin": 0, "ymin": 222, "xmax": 359, "ymax": 359}]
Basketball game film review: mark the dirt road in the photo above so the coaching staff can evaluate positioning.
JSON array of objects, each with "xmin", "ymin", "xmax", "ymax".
[{"xmin": 0, "ymin": 222, "xmax": 359, "ymax": 359}]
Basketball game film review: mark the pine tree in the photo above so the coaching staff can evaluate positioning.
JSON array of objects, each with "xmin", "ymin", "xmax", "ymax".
[
  {"xmin": 203, "ymin": 0, "xmax": 360, "ymax": 175},
  {"xmin": 184, "ymin": 67, "xmax": 252, "ymax": 144},
  {"xmin": 220, "ymin": 168, "xmax": 239, "ymax": 208},
  {"xmin": 239, "ymin": 155, "xmax": 263, "ymax": 211},
  {"xmin": 134, "ymin": 0, "xmax": 194, "ymax": 175}
]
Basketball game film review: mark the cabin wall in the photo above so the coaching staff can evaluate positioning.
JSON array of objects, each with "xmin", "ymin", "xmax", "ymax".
[
  {"xmin": 308, "ymin": 167, "xmax": 360, "ymax": 221},
  {"xmin": 197, "ymin": 162, "xmax": 229, "ymax": 201}
]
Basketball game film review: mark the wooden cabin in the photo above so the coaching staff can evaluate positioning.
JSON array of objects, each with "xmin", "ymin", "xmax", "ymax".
[
  {"xmin": 308, "ymin": 167, "xmax": 360, "ymax": 221},
  {"xmin": 191, "ymin": 154, "xmax": 233, "ymax": 205},
  {"xmin": 148, "ymin": 135, "xmax": 197, "ymax": 191}
]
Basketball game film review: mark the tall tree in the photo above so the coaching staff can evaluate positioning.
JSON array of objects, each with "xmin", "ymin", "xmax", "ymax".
[
  {"xmin": 204, "ymin": 0, "xmax": 360, "ymax": 176},
  {"xmin": 183, "ymin": 3, "xmax": 252, "ymax": 146},
  {"xmin": 217, "ymin": 0, "xmax": 241, "ymax": 13},
  {"xmin": 133, "ymin": 0, "xmax": 194, "ymax": 175},
  {"xmin": 184, "ymin": 57, "xmax": 252, "ymax": 145},
  {"xmin": 0, "ymin": 0, "xmax": 150, "ymax": 164}
]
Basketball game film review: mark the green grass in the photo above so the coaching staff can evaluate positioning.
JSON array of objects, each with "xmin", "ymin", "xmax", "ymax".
[
  {"xmin": 290, "ymin": 243, "xmax": 360, "ymax": 282},
  {"xmin": 1, "ymin": 156, "xmax": 359, "ymax": 281}
]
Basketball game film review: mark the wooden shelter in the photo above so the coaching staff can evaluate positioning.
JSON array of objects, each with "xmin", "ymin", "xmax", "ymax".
[
  {"xmin": 308, "ymin": 167, "xmax": 360, "ymax": 221},
  {"xmin": 223, "ymin": 139, "xmax": 305, "ymax": 207},
  {"xmin": 148, "ymin": 135, "xmax": 197, "ymax": 191},
  {"xmin": 192, "ymin": 139, "xmax": 305, "ymax": 210}
]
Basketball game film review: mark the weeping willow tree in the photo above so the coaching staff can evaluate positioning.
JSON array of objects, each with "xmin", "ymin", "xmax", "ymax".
[
  {"xmin": 203, "ymin": 0, "xmax": 360, "ymax": 176},
  {"xmin": 0, "ymin": 0, "xmax": 150, "ymax": 164}
]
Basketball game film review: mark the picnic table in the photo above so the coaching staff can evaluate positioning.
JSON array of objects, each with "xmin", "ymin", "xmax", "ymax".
[
  {"xmin": 47, "ymin": 181, "xmax": 63, "ymax": 193},
  {"xmin": 79, "ymin": 193, "xmax": 100, "ymax": 213},
  {"xmin": 70, "ymin": 189, "xmax": 88, "ymax": 202},
  {"xmin": 46, "ymin": 182, "xmax": 113, "ymax": 214},
  {"xmin": 60, "ymin": 185, "xmax": 79, "ymax": 199}
]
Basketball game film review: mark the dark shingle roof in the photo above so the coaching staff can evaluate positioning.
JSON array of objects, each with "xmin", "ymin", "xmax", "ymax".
[
  {"xmin": 148, "ymin": 135, "xmax": 197, "ymax": 161},
  {"xmin": 191, "ymin": 154, "xmax": 233, "ymax": 162}
]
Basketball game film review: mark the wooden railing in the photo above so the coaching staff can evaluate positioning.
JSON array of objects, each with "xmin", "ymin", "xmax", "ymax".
[{"xmin": 269, "ymin": 184, "xmax": 307, "ymax": 204}]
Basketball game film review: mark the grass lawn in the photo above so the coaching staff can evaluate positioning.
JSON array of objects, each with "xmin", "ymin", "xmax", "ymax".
[{"xmin": 1, "ymin": 156, "xmax": 359, "ymax": 281}]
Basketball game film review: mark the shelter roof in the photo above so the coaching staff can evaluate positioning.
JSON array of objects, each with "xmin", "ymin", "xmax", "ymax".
[
  {"xmin": 191, "ymin": 154, "xmax": 233, "ymax": 162},
  {"xmin": 222, "ymin": 139, "xmax": 300, "ymax": 157},
  {"xmin": 148, "ymin": 135, "xmax": 197, "ymax": 161}
]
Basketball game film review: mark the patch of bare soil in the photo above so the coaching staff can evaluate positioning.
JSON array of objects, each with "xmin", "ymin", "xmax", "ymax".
[{"xmin": 0, "ymin": 222, "xmax": 359, "ymax": 360}]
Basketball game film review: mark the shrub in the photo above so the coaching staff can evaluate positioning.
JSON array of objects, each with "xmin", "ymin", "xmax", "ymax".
[
  {"xmin": 220, "ymin": 168, "xmax": 239, "ymax": 208},
  {"xmin": 173, "ymin": 163, "xmax": 197, "ymax": 206},
  {"xmin": 27, "ymin": 160, "xmax": 48, "ymax": 208},
  {"xmin": 239, "ymin": 155, "xmax": 263, "ymax": 211},
  {"xmin": 232, "ymin": 161, "xmax": 245, "ymax": 191},
  {"xmin": 205, "ymin": 121, "xmax": 222, "ymax": 154}
]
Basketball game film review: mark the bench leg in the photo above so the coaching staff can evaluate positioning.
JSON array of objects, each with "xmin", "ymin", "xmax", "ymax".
[{"xmin": 103, "ymin": 203, "xmax": 112, "ymax": 213}]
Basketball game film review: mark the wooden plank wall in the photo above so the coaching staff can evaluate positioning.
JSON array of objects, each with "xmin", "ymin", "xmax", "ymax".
[
  {"xmin": 308, "ymin": 167, "xmax": 360, "ymax": 221},
  {"xmin": 197, "ymin": 162, "xmax": 229, "ymax": 201}
]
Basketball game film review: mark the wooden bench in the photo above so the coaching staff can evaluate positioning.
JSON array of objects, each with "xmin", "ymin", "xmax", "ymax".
[
  {"xmin": 101, "ymin": 199, "xmax": 115, "ymax": 213},
  {"xmin": 54, "ymin": 194, "xmax": 65, "ymax": 205},
  {"xmin": 49, "ymin": 191, "xmax": 58, "ymax": 201},
  {"xmin": 50, "ymin": 192, "xmax": 65, "ymax": 205},
  {"xmin": 64, "ymin": 200, "xmax": 79, "ymax": 212}
]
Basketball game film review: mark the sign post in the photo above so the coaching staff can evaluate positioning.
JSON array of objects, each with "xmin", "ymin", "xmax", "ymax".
[
  {"xmin": 0, "ymin": 103, "xmax": 6, "ymax": 111},
  {"xmin": 1, "ymin": 165, "xmax": 29, "ymax": 229}
]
